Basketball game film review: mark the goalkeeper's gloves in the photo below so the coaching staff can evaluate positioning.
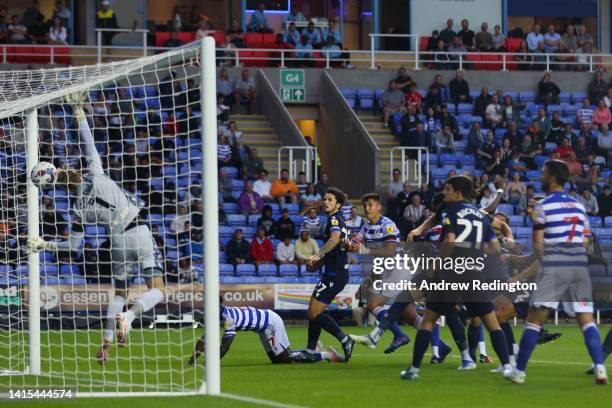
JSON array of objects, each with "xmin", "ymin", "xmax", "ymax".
[{"xmin": 26, "ymin": 237, "xmax": 57, "ymax": 254}]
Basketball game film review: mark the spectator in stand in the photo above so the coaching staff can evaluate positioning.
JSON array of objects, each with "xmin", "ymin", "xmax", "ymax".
[
  {"xmin": 226, "ymin": 18, "xmax": 245, "ymax": 48},
  {"xmin": 295, "ymin": 172, "xmax": 308, "ymax": 196},
  {"xmin": 53, "ymin": 1, "xmax": 71, "ymax": 39},
  {"xmin": 243, "ymin": 148, "xmax": 264, "ymax": 180},
  {"xmin": 394, "ymin": 182, "xmax": 413, "ymax": 219},
  {"xmin": 164, "ymin": 31, "xmax": 184, "ymax": 48},
  {"xmin": 556, "ymin": 137, "xmax": 574, "ymax": 159},
  {"xmin": 321, "ymin": 36, "xmax": 342, "ymax": 61},
  {"xmin": 254, "ymin": 205, "xmax": 275, "ymax": 238},
  {"xmin": 501, "ymin": 96, "xmax": 521, "ymax": 128},
  {"xmin": 387, "ymin": 168, "xmax": 404, "ymax": 217},
  {"xmin": 466, "ymin": 121, "xmax": 484, "ymax": 155},
  {"xmin": 253, "ymin": 169, "xmax": 273, "ymax": 201},
  {"xmin": 596, "ymin": 123, "xmax": 612, "ymax": 164},
  {"xmin": 432, "ymin": 74, "xmax": 451, "ymax": 102},
  {"xmin": 218, "ymin": 168, "xmax": 234, "ymax": 202},
  {"xmin": 405, "ymin": 83, "xmax": 422, "ymax": 113},
  {"xmin": 458, "ymin": 19, "xmax": 475, "ymax": 50},
  {"xmin": 476, "ymin": 22, "xmax": 494, "ymax": 51},
  {"xmin": 598, "ymin": 185, "xmax": 612, "ymax": 217},
  {"xmin": 439, "ymin": 18, "xmax": 456, "ymax": 45},
  {"xmin": 96, "ymin": 0, "xmax": 118, "ymax": 46},
  {"xmin": 562, "ymin": 24, "xmax": 578, "ymax": 52},
  {"xmin": 301, "ymin": 207, "xmax": 322, "ymax": 238},
  {"xmin": 295, "ymin": 229, "xmax": 319, "ymax": 265},
  {"xmin": 195, "ymin": 19, "xmax": 214, "ymax": 40},
  {"xmin": 426, "ymin": 30, "xmax": 440, "ymax": 51},
  {"xmin": 28, "ymin": 14, "xmax": 47, "ymax": 44},
  {"xmin": 217, "ymin": 135, "xmax": 232, "ymax": 168},
  {"xmin": 402, "ymin": 194, "xmax": 425, "ymax": 234},
  {"xmin": 543, "ymin": 24, "xmax": 561, "ymax": 53},
  {"xmin": 438, "ymin": 103, "xmax": 459, "ymax": 137},
  {"xmin": 283, "ymin": 22, "xmax": 300, "ymax": 47},
  {"xmin": 276, "ymin": 236, "xmax": 296, "ymax": 265},
  {"xmin": 449, "ymin": 71, "xmax": 470, "ymax": 103},
  {"xmin": 394, "ymin": 67, "xmax": 413, "ymax": 93},
  {"xmin": 7, "ymin": 15, "xmax": 29, "ymax": 44},
  {"xmin": 577, "ymin": 97, "xmax": 594, "ymax": 127},
  {"xmin": 49, "ymin": 16, "xmax": 67, "ymax": 45},
  {"xmin": 433, "ymin": 124, "xmax": 455, "ymax": 154},
  {"xmin": 301, "ymin": 183, "xmax": 322, "ymax": 209},
  {"xmin": 400, "ymin": 105, "xmax": 419, "ymax": 137},
  {"xmin": 302, "ymin": 21, "xmax": 322, "ymax": 48},
  {"xmin": 315, "ymin": 172, "xmax": 329, "ymax": 197},
  {"xmin": 517, "ymin": 134, "xmax": 541, "ymax": 170},
  {"xmin": 474, "ymin": 87, "xmax": 491, "ymax": 118},
  {"xmin": 295, "ymin": 35, "xmax": 314, "ymax": 67},
  {"xmin": 574, "ymin": 136, "xmax": 593, "ymax": 161},
  {"xmin": 225, "ymin": 229, "xmax": 251, "ymax": 265},
  {"xmin": 577, "ymin": 25, "xmax": 594, "ymax": 49},
  {"xmin": 514, "ymin": 39, "xmax": 533, "ymax": 70},
  {"xmin": 506, "ymin": 171, "xmax": 527, "ymax": 205},
  {"xmin": 345, "ymin": 206, "xmax": 364, "ymax": 234},
  {"xmin": 382, "ymin": 80, "xmax": 406, "ymax": 128},
  {"xmin": 537, "ymin": 73, "xmax": 561, "ymax": 105},
  {"xmin": 477, "ymin": 130, "xmax": 497, "ymax": 169},
  {"xmin": 171, "ymin": 205, "xmax": 190, "ymax": 234},
  {"xmin": 492, "ymin": 25, "xmax": 505, "ymax": 51},
  {"xmin": 216, "ymin": 68, "xmax": 233, "ymax": 107},
  {"xmin": 526, "ymin": 24, "xmax": 543, "ymax": 51},
  {"xmin": 588, "ymin": 71, "xmax": 607, "ymax": 104},
  {"xmin": 580, "ymin": 189, "xmax": 599, "ymax": 216},
  {"xmin": 223, "ymin": 121, "xmax": 242, "ymax": 146},
  {"xmin": 283, "ymin": 5, "xmax": 306, "ymax": 24},
  {"xmin": 594, "ymin": 99, "xmax": 612, "ymax": 128},
  {"xmin": 504, "ymin": 121, "xmax": 523, "ymax": 148},
  {"xmin": 271, "ymin": 168, "xmax": 299, "ymax": 205},
  {"xmin": 239, "ymin": 181, "xmax": 264, "ymax": 216},
  {"xmin": 234, "ymin": 69, "xmax": 256, "ymax": 114},
  {"xmin": 578, "ymin": 121, "xmax": 594, "ymax": 139},
  {"xmin": 323, "ymin": 20, "xmax": 342, "ymax": 46},
  {"xmin": 549, "ymin": 111, "xmax": 565, "ymax": 144},
  {"xmin": 447, "ymin": 35, "xmax": 468, "ymax": 68},
  {"xmin": 535, "ymin": 107, "xmax": 552, "ymax": 142},
  {"xmin": 247, "ymin": 2, "xmax": 272, "ymax": 33},
  {"xmin": 423, "ymin": 106, "xmax": 442, "ymax": 134},
  {"xmin": 22, "ymin": 0, "xmax": 43, "ymax": 29},
  {"xmin": 275, "ymin": 208, "xmax": 295, "ymax": 241},
  {"xmin": 405, "ymin": 122, "xmax": 428, "ymax": 149},
  {"xmin": 485, "ymin": 94, "xmax": 503, "ymax": 129},
  {"xmin": 433, "ymin": 40, "xmax": 451, "ymax": 70},
  {"xmin": 0, "ymin": 7, "xmax": 8, "ymax": 43}
]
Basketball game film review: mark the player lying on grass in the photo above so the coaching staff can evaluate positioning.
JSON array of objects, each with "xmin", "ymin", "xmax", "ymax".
[
  {"xmin": 189, "ymin": 296, "xmax": 344, "ymax": 364},
  {"xmin": 27, "ymin": 93, "xmax": 165, "ymax": 365},
  {"xmin": 346, "ymin": 192, "xmax": 451, "ymax": 358},
  {"xmin": 506, "ymin": 160, "xmax": 608, "ymax": 385}
]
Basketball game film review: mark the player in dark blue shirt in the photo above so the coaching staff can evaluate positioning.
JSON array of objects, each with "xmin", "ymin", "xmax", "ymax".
[
  {"xmin": 299, "ymin": 187, "xmax": 355, "ymax": 362},
  {"xmin": 401, "ymin": 176, "xmax": 512, "ymax": 381}
]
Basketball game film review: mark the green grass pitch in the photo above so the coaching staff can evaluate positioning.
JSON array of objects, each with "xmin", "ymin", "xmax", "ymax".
[{"xmin": 2, "ymin": 324, "xmax": 611, "ymax": 407}]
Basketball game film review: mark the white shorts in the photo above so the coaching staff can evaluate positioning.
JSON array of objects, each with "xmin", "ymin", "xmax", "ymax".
[
  {"xmin": 258, "ymin": 311, "xmax": 290, "ymax": 356},
  {"xmin": 368, "ymin": 267, "xmax": 411, "ymax": 299},
  {"xmin": 530, "ymin": 301, "xmax": 594, "ymax": 316},
  {"xmin": 530, "ymin": 266, "xmax": 594, "ymax": 316},
  {"xmin": 111, "ymin": 224, "xmax": 163, "ymax": 282}
]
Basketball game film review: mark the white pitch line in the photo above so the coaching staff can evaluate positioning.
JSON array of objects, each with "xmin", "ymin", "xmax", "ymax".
[{"xmin": 219, "ymin": 392, "xmax": 309, "ymax": 408}]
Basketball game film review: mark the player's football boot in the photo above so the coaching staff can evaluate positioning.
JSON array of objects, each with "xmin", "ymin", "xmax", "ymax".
[
  {"xmin": 431, "ymin": 343, "xmax": 451, "ymax": 364},
  {"xmin": 349, "ymin": 334, "xmax": 377, "ymax": 349},
  {"xmin": 586, "ymin": 365, "xmax": 595, "ymax": 375},
  {"xmin": 327, "ymin": 346, "xmax": 345, "ymax": 363},
  {"xmin": 537, "ymin": 330, "xmax": 562, "ymax": 345},
  {"xmin": 595, "ymin": 366, "xmax": 608, "ymax": 385},
  {"xmin": 506, "ymin": 369, "xmax": 526, "ymax": 384},
  {"xmin": 400, "ymin": 368, "xmax": 419, "ymax": 381},
  {"xmin": 290, "ymin": 350, "xmax": 318, "ymax": 363},
  {"xmin": 96, "ymin": 338, "xmax": 112, "ymax": 365},
  {"xmin": 479, "ymin": 354, "xmax": 493, "ymax": 364},
  {"xmin": 188, "ymin": 350, "xmax": 202, "ymax": 365},
  {"xmin": 458, "ymin": 360, "xmax": 477, "ymax": 370},
  {"xmin": 116, "ymin": 313, "xmax": 131, "ymax": 347},
  {"xmin": 384, "ymin": 335, "xmax": 411, "ymax": 354},
  {"xmin": 342, "ymin": 337, "xmax": 355, "ymax": 363}
]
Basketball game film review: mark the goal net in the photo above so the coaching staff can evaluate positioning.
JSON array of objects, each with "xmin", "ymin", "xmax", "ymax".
[{"xmin": 0, "ymin": 40, "xmax": 220, "ymax": 396}]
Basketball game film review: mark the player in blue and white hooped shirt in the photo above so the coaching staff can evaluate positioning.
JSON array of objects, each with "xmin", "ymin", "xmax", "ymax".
[
  {"xmin": 189, "ymin": 297, "xmax": 344, "ymax": 364},
  {"xmin": 507, "ymin": 160, "xmax": 608, "ymax": 385}
]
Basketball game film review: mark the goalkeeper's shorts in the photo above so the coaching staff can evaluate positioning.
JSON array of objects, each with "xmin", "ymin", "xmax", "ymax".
[{"xmin": 111, "ymin": 224, "xmax": 163, "ymax": 282}]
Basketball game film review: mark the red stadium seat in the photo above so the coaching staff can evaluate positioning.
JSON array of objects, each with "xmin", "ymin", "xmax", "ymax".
[
  {"xmin": 245, "ymin": 33, "xmax": 263, "ymax": 47},
  {"xmin": 213, "ymin": 31, "xmax": 225, "ymax": 46},
  {"xmin": 505, "ymin": 38, "xmax": 522, "ymax": 53},
  {"xmin": 262, "ymin": 33, "xmax": 276, "ymax": 45},
  {"xmin": 31, "ymin": 46, "xmax": 51, "ymax": 63},
  {"xmin": 313, "ymin": 50, "xmax": 325, "ymax": 68},
  {"xmin": 155, "ymin": 32, "xmax": 171, "ymax": 47},
  {"xmin": 176, "ymin": 32, "xmax": 193, "ymax": 44},
  {"xmin": 505, "ymin": 54, "xmax": 518, "ymax": 71},
  {"xmin": 53, "ymin": 46, "xmax": 70, "ymax": 65},
  {"xmin": 465, "ymin": 53, "xmax": 482, "ymax": 69},
  {"xmin": 3, "ymin": 46, "xmax": 14, "ymax": 63},
  {"xmin": 419, "ymin": 36, "xmax": 430, "ymax": 51},
  {"xmin": 482, "ymin": 54, "xmax": 502, "ymax": 70},
  {"xmin": 242, "ymin": 50, "xmax": 270, "ymax": 67},
  {"xmin": 14, "ymin": 46, "xmax": 33, "ymax": 63}
]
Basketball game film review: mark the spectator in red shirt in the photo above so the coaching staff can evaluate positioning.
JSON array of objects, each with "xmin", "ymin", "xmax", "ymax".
[
  {"xmin": 555, "ymin": 137, "xmax": 574, "ymax": 159},
  {"xmin": 250, "ymin": 226, "xmax": 273, "ymax": 265},
  {"xmin": 405, "ymin": 83, "xmax": 422, "ymax": 113}
]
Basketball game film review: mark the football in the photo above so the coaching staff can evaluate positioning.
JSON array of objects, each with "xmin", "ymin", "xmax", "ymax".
[{"xmin": 30, "ymin": 161, "xmax": 57, "ymax": 190}]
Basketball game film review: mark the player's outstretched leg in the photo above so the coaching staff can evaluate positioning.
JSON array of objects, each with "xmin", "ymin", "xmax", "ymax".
[
  {"xmin": 117, "ymin": 278, "xmax": 164, "ymax": 346},
  {"xmin": 97, "ymin": 295, "xmax": 126, "ymax": 365},
  {"xmin": 538, "ymin": 327, "xmax": 563, "ymax": 344}
]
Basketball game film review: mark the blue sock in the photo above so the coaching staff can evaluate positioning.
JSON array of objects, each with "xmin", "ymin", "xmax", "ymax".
[
  {"xmin": 516, "ymin": 322, "xmax": 541, "ymax": 372},
  {"xmin": 582, "ymin": 322, "xmax": 604, "ymax": 365},
  {"xmin": 447, "ymin": 311, "xmax": 468, "ymax": 351},
  {"xmin": 489, "ymin": 329, "xmax": 510, "ymax": 365},
  {"xmin": 411, "ymin": 329, "xmax": 432, "ymax": 369},
  {"xmin": 431, "ymin": 324, "xmax": 441, "ymax": 347},
  {"xmin": 467, "ymin": 324, "xmax": 480, "ymax": 361},
  {"xmin": 479, "ymin": 324, "xmax": 485, "ymax": 341},
  {"xmin": 375, "ymin": 307, "xmax": 406, "ymax": 340}
]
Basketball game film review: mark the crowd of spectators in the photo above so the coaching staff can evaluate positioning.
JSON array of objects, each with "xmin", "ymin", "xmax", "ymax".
[{"xmin": 0, "ymin": 0, "xmax": 72, "ymax": 46}]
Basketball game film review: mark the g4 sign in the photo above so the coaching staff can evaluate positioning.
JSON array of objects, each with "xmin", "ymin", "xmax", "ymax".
[{"xmin": 280, "ymin": 69, "xmax": 305, "ymax": 87}]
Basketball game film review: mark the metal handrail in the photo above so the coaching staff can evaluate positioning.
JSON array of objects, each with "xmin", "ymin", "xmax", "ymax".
[
  {"xmin": 390, "ymin": 147, "xmax": 429, "ymax": 187},
  {"xmin": 277, "ymin": 146, "xmax": 318, "ymax": 183}
]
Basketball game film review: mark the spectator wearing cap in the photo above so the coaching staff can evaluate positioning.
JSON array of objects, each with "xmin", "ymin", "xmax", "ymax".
[
  {"xmin": 598, "ymin": 185, "xmax": 612, "ymax": 217},
  {"xmin": 239, "ymin": 181, "xmax": 264, "ymax": 216},
  {"xmin": 295, "ymin": 229, "xmax": 319, "ymax": 266},
  {"xmin": 225, "ymin": 229, "xmax": 252, "ymax": 265},
  {"xmin": 276, "ymin": 236, "xmax": 296, "ymax": 265},
  {"xmin": 253, "ymin": 169, "xmax": 273, "ymax": 201},
  {"xmin": 96, "ymin": 0, "xmax": 118, "ymax": 46},
  {"xmin": 271, "ymin": 168, "xmax": 299, "ymax": 205},
  {"xmin": 250, "ymin": 226, "xmax": 273, "ymax": 265},
  {"xmin": 256, "ymin": 205, "xmax": 276, "ymax": 237},
  {"xmin": 275, "ymin": 208, "xmax": 295, "ymax": 241}
]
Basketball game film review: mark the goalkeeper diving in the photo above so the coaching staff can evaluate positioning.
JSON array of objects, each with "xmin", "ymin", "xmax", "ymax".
[{"xmin": 27, "ymin": 93, "xmax": 166, "ymax": 365}]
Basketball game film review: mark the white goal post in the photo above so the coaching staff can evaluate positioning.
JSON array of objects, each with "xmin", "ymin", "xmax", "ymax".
[{"xmin": 0, "ymin": 38, "xmax": 220, "ymax": 396}]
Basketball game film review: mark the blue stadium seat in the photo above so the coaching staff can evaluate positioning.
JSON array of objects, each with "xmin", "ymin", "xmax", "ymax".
[
  {"xmin": 515, "ymin": 227, "xmax": 532, "ymax": 238},
  {"xmin": 589, "ymin": 217, "xmax": 603, "ymax": 228},
  {"xmin": 571, "ymin": 92, "xmax": 587, "ymax": 104},
  {"xmin": 341, "ymin": 89, "xmax": 357, "ymax": 109},
  {"xmin": 457, "ymin": 103, "xmax": 473, "ymax": 115},
  {"xmin": 497, "ymin": 203, "xmax": 515, "ymax": 215},
  {"xmin": 358, "ymin": 89, "xmax": 375, "ymax": 111},
  {"xmin": 42, "ymin": 277, "xmax": 61, "ymax": 285},
  {"xmin": 40, "ymin": 263, "xmax": 58, "ymax": 276},
  {"xmin": 219, "ymin": 251, "xmax": 227, "ymax": 262},
  {"xmin": 594, "ymin": 228, "xmax": 612, "ymax": 240},
  {"xmin": 504, "ymin": 91, "xmax": 518, "ymax": 101},
  {"xmin": 440, "ymin": 153, "xmax": 458, "ymax": 166},
  {"xmin": 547, "ymin": 104, "xmax": 564, "ymax": 115},
  {"xmin": 220, "ymin": 263, "xmax": 235, "ymax": 276},
  {"xmin": 243, "ymin": 276, "xmax": 266, "ymax": 284},
  {"xmin": 469, "ymin": 90, "xmax": 480, "ymax": 100},
  {"xmin": 223, "ymin": 203, "xmax": 239, "ymax": 215},
  {"xmin": 526, "ymin": 170, "xmax": 541, "ymax": 180},
  {"xmin": 509, "ymin": 215, "xmax": 524, "ymax": 226},
  {"xmin": 227, "ymin": 214, "xmax": 247, "ymax": 226},
  {"xmin": 59, "ymin": 264, "xmax": 80, "ymax": 276},
  {"xmin": 219, "ymin": 225, "xmax": 235, "ymax": 237},
  {"xmin": 291, "ymin": 215, "xmax": 303, "ymax": 225},
  {"xmin": 220, "ymin": 276, "xmax": 245, "ymax": 284},
  {"xmin": 519, "ymin": 91, "xmax": 535, "ymax": 103},
  {"xmin": 279, "ymin": 264, "xmax": 299, "ymax": 276},
  {"xmin": 236, "ymin": 264, "xmax": 257, "ymax": 276},
  {"xmin": 242, "ymin": 226, "xmax": 256, "ymax": 237},
  {"xmin": 375, "ymin": 89, "xmax": 385, "ymax": 109},
  {"xmin": 221, "ymin": 166, "xmax": 238, "ymax": 178},
  {"xmin": 589, "ymin": 265, "xmax": 607, "ymax": 277},
  {"xmin": 281, "ymin": 204, "xmax": 300, "ymax": 214},
  {"xmin": 258, "ymin": 263, "xmax": 277, "ymax": 276},
  {"xmin": 559, "ymin": 92, "xmax": 571, "ymax": 104},
  {"xmin": 605, "ymin": 216, "xmax": 612, "ymax": 227},
  {"xmin": 61, "ymin": 277, "xmax": 87, "ymax": 285},
  {"xmin": 348, "ymin": 264, "xmax": 362, "ymax": 276}
]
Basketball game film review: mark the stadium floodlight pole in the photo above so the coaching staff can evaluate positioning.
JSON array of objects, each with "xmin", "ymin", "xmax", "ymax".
[
  {"xmin": 200, "ymin": 36, "xmax": 221, "ymax": 396},
  {"xmin": 25, "ymin": 108, "xmax": 41, "ymax": 375}
]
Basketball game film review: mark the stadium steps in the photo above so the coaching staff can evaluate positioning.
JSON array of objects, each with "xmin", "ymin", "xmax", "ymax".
[{"xmin": 231, "ymin": 114, "xmax": 282, "ymax": 177}]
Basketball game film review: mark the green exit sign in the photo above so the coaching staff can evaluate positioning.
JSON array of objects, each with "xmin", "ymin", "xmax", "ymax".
[
  {"xmin": 280, "ymin": 88, "xmax": 305, "ymax": 102},
  {"xmin": 280, "ymin": 69, "xmax": 305, "ymax": 87}
]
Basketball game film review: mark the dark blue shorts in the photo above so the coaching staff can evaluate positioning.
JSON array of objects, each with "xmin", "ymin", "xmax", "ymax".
[
  {"xmin": 312, "ymin": 275, "xmax": 348, "ymax": 305},
  {"xmin": 427, "ymin": 301, "xmax": 494, "ymax": 318},
  {"xmin": 513, "ymin": 302, "xmax": 529, "ymax": 319}
]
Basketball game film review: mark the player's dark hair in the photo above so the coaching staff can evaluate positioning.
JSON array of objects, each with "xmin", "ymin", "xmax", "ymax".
[
  {"xmin": 326, "ymin": 187, "xmax": 346, "ymax": 206},
  {"xmin": 361, "ymin": 192, "xmax": 381, "ymax": 204},
  {"xmin": 544, "ymin": 159, "xmax": 569, "ymax": 185},
  {"xmin": 446, "ymin": 175, "xmax": 473, "ymax": 200},
  {"xmin": 432, "ymin": 192, "xmax": 445, "ymax": 209}
]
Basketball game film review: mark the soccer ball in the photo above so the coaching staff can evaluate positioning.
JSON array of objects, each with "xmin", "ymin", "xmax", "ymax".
[{"xmin": 31, "ymin": 162, "xmax": 57, "ymax": 190}]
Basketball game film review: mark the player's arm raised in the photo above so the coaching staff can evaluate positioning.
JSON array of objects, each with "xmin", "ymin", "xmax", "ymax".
[
  {"xmin": 69, "ymin": 93, "xmax": 104, "ymax": 175},
  {"xmin": 27, "ymin": 221, "xmax": 84, "ymax": 253}
]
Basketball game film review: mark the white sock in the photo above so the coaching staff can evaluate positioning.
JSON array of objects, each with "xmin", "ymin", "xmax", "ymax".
[
  {"xmin": 503, "ymin": 363, "xmax": 513, "ymax": 371},
  {"xmin": 513, "ymin": 343, "xmax": 519, "ymax": 355},
  {"xmin": 596, "ymin": 364, "xmax": 606, "ymax": 372},
  {"xmin": 104, "ymin": 296, "xmax": 126, "ymax": 341},
  {"xmin": 413, "ymin": 315, "xmax": 423, "ymax": 329},
  {"xmin": 369, "ymin": 326, "xmax": 383, "ymax": 344},
  {"xmin": 509, "ymin": 355, "xmax": 516, "ymax": 366},
  {"xmin": 432, "ymin": 345, "xmax": 439, "ymax": 358},
  {"xmin": 320, "ymin": 351, "xmax": 331, "ymax": 361},
  {"xmin": 461, "ymin": 349, "xmax": 473, "ymax": 361},
  {"xmin": 126, "ymin": 288, "xmax": 164, "ymax": 325},
  {"xmin": 478, "ymin": 341, "xmax": 487, "ymax": 356}
]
